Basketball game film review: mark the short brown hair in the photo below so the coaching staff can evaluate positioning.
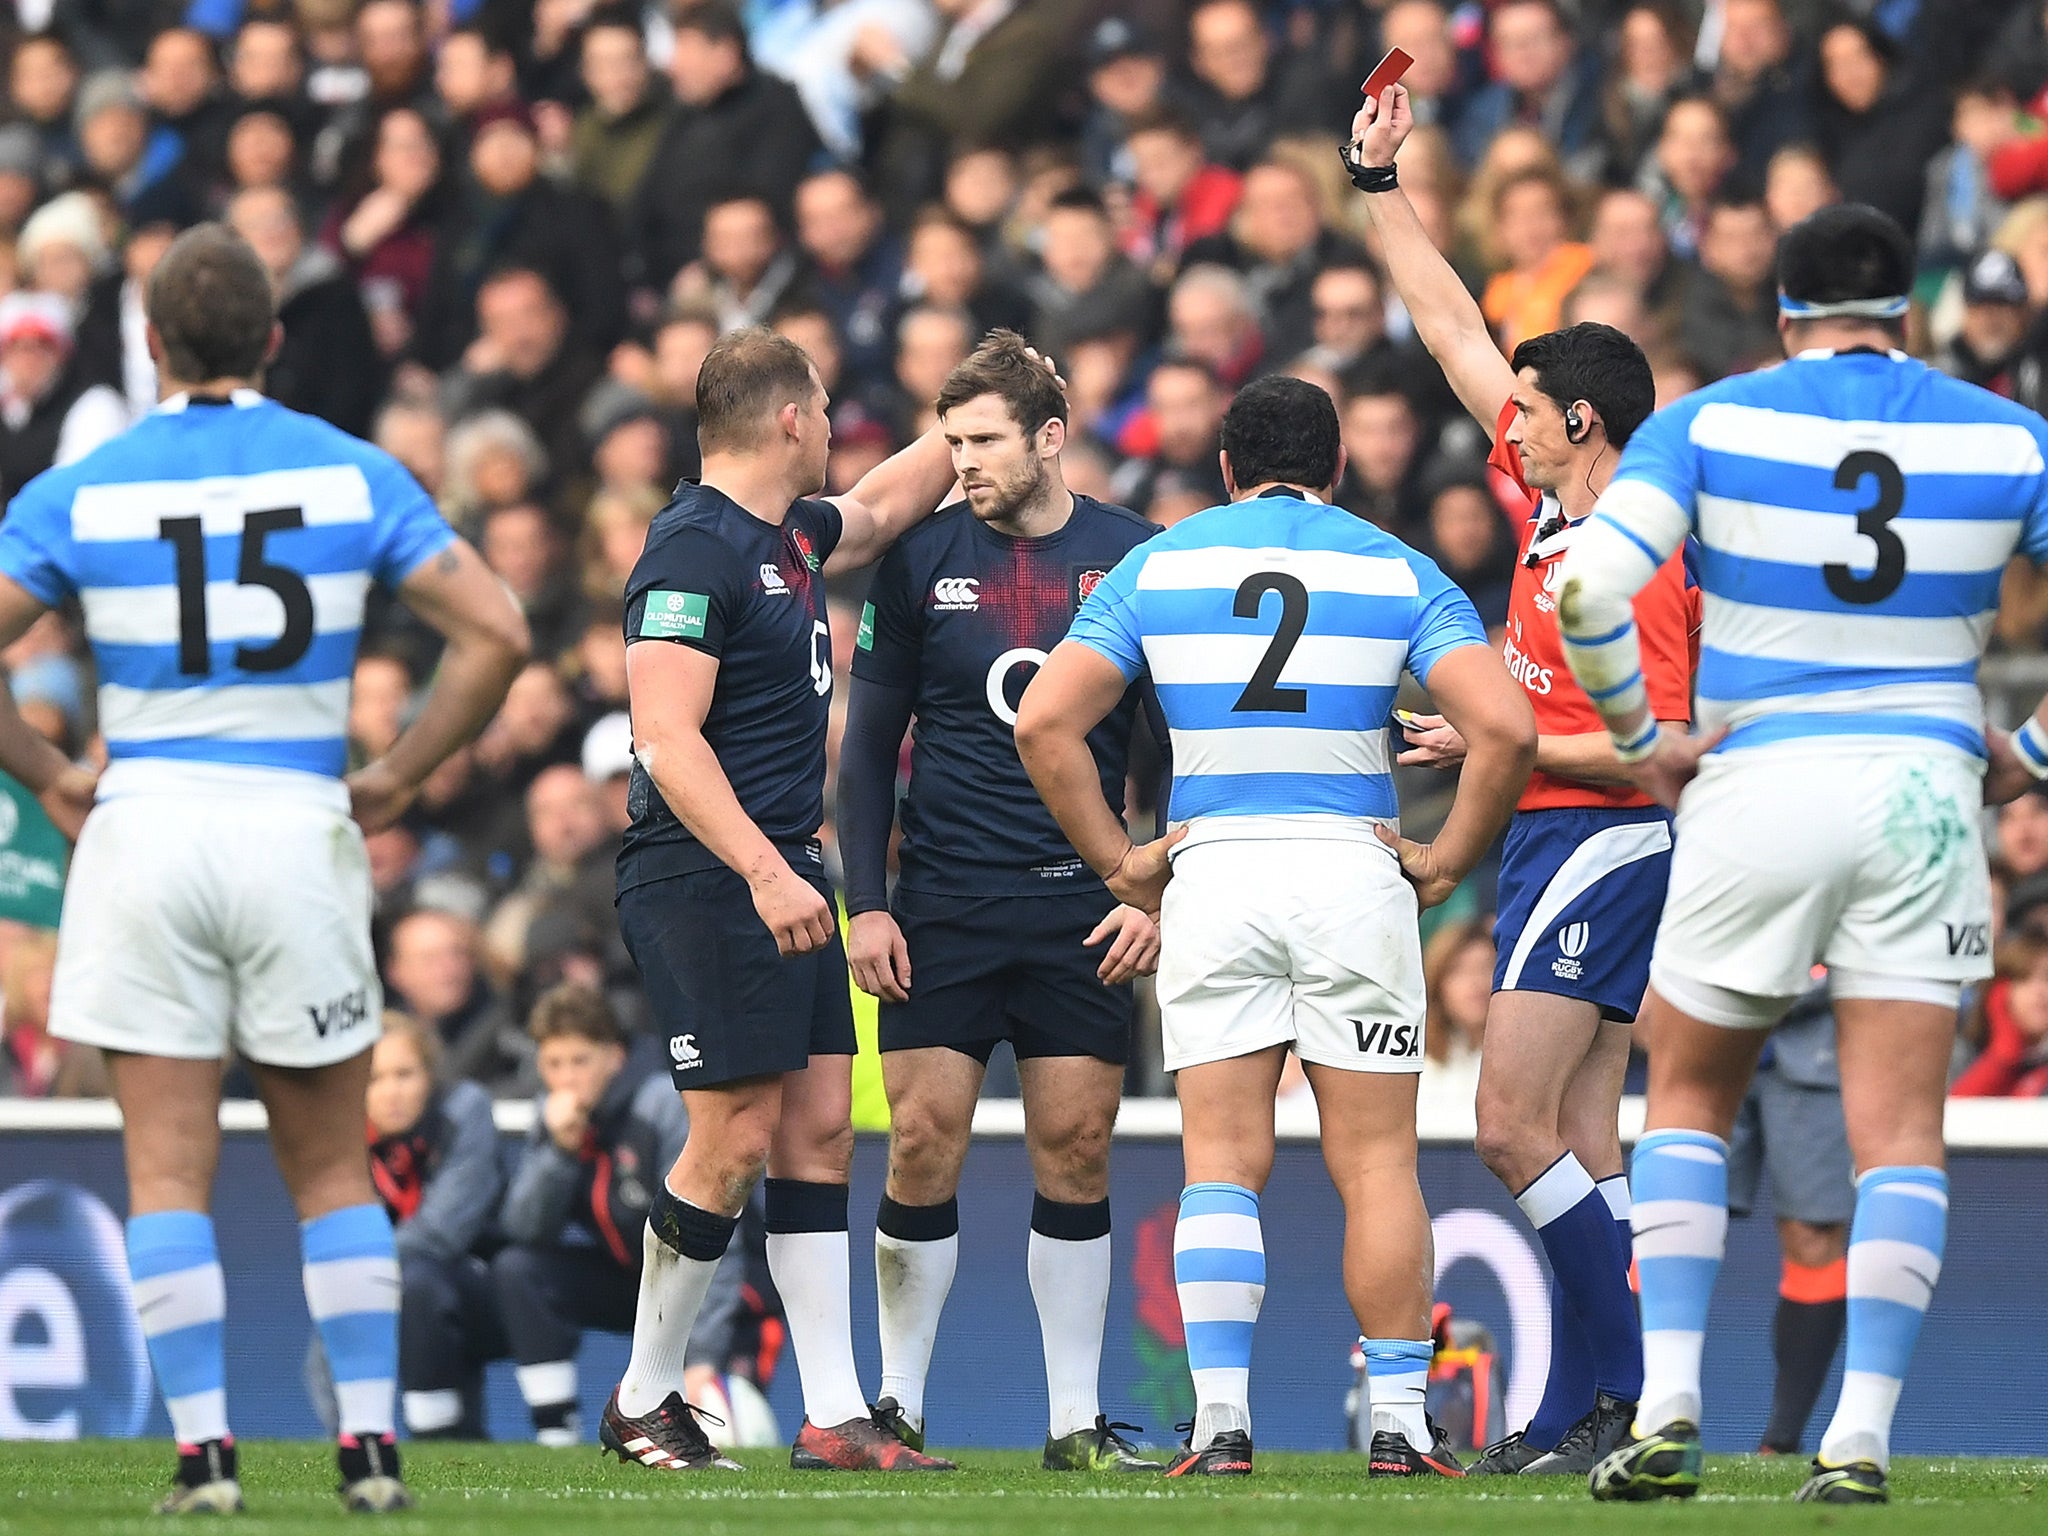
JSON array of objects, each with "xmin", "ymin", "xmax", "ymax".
[
  {"xmin": 527, "ymin": 981, "xmax": 625, "ymax": 1048},
  {"xmin": 934, "ymin": 328, "xmax": 1067, "ymax": 432},
  {"xmin": 376, "ymin": 1009, "xmax": 443, "ymax": 1079},
  {"xmin": 147, "ymin": 223, "xmax": 275, "ymax": 383},
  {"xmin": 694, "ymin": 326, "xmax": 819, "ymax": 454}
]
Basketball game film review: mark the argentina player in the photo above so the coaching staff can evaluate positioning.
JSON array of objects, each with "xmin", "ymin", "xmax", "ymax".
[
  {"xmin": 837, "ymin": 333, "xmax": 1163, "ymax": 1472},
  {"xmin": 606, "ymin": 328, "xmax": 967, "ymax": 1475},
  {"xmin": 1018, "ymin": 377, "xmax": 1536, "ymax": 1477},
  {"xmin": 1346, "ymin": 81, "xmax": 1697, "ymax": 1474},
  {"xmin": 1558, "ymin": 206, "xmax": 2048, "ymax": 1504},
  {"xmin": 0, "ymin": 226, "xmax": 529, "ymax": 1513}
]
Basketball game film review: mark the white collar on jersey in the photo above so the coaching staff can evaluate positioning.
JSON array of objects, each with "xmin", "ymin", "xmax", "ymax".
[
  {"xmin": 1792, "ymin": 347, "xmax": 1910, "ymax": 363},
  {"xmin": 156, "ymin": 387, "xmax": 265, "ymax": 413}
]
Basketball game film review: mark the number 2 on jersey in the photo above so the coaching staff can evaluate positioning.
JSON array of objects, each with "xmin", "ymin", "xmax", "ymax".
[
  {"xmin": 1824, "ymin": 450, "xmax": 1906, "ymax": 605},
  {"xmin": 1232, "ymin": 571, "xmax": 1309, "ymax": 713},
  {"xmin": 159, "ymin": 508, "xmax": 317, "ymax": 676}
]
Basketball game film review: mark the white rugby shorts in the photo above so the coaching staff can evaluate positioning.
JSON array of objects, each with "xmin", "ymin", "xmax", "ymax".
[
  {"xmin": 1651, "ymin": 741, "xmax": 1991, "ymax": 1025},
  {"xmin": 51, "ymin": 790, "xmax": 382, "ymax": 1068},
  {"xmin": 1156, "ymin": 833, "xmax": 1425, "ymax": 1073}
]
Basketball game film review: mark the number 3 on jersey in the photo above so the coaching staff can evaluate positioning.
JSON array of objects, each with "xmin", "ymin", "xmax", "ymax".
[
  {"xmin": 1233, "ymin": 571, "xmax": 1309, "ymax": 713},
  {"xmin": 159, "ymin": 507, "xmax": 316, "ymax": 676},
  {"xmin": 1825, "ymin": 450, "xmax": 1906, "ymax": 605}
]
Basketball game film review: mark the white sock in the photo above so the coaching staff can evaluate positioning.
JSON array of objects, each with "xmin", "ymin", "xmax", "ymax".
[
  {"xmin": 1029, "ymin": 1197, "xmax": 1112, "ymax": 1439},
  {"xmin": 1363, "ymin": 1338, "xmax": 1432, "ymax": 1446},
  {"xmin": 402, "ymin": 1388, "xmax": 463, "ymax": 1434},
  {"xmin": 766, "ymin": 1180, "xmax": 868, "ymax": 1428},
  {"xmin": 874, "ymin": 1196, "xmax": 959, "ymax": 1428},
  {"xmin": 515, "ymin": 1359, "xmax": 578, "ymax": 1445},
  {"xmin": 617, "ymin": 1192, "xmax": 740, "ymax": 1417}
]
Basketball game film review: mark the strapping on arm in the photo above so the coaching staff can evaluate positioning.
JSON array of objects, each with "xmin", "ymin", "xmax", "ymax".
[{"xmin": 1557, "ymin": 480, "xmax": 1690, "ymax": 760}]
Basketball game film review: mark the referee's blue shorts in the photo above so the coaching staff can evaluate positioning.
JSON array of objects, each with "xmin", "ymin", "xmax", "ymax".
[{"xmin": 1491, "ymin": 805, "xmax": 1674, "ymax": 1023}]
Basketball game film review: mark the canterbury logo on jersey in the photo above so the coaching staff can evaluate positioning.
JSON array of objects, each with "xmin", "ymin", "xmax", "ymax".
[
  {"xmin": 932, "ymin": 577, "xmax": 980, "ymax": 610},
  {"xmin": 760, "ymin": 563, "xmax": 790, "ymax": 594},
  {"xmin": 669, "ymin": 1033, "xmax": 702, "ymax": 1067},
  {"xmin": 1353, "ymin": 1019, "xmax": 1422, "ymax": 1057}
]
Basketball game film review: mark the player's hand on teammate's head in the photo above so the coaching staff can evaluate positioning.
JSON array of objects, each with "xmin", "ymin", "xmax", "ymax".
[
  {"xmin": 1086, "ymin": 904, "xmax": 1161, "ymax": 984},
  {"xmin": 848, "ymin": 909, "xmax": 912, "ymax": 1001},
  {"xmin": 1374, "ymin": 823, "xmax": 1459, "ymax": 909},
  {"xmin": 1348, "ymin": 82, "xmax": 1412, "ymax": 168},
  {"xmin": 748, "ymin": 859, "xmax": 836, "ymax": 957},
  {"xmin": 1019, "ymin": 342, "xmax": 1067, "ymax": 397},
  {"xmin": 1622, "ymin": 725, "xmax": 1725, "ymax": 812},
  {"xmin": 37, "ymin": 762, "xmax": 99, "ymax": 843},
  {"xmin": 345, "ymin": 759, "xmax": 419, "ymax": 835},
  {"xmin": 1105, "ymin": 825, "xmax": 1189, "ymax": 920}
]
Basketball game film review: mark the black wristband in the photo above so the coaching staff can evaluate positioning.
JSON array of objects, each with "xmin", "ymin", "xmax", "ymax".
[{"xmin": 1340, "ymin": 140, "xmax": 1399, "ymax": 193}]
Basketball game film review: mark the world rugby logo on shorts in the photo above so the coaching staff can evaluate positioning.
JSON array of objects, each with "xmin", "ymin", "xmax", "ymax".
[{"xmin": 1553, "ymin": 922, "xmax": 1589, "ymax": 982}]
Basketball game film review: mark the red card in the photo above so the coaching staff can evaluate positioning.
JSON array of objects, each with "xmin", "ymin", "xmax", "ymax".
[{"xmin": 1362, "ymin": 46, "xmax": 1414, "ymax": 98}]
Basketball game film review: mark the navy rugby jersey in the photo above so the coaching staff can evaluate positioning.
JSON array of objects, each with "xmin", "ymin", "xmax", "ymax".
[
  {"xmin": 619, "ymin": 484, "xmax": 841, "ymax": 890},
  {"xmin": 849, "ymin": 494, "xmax": 1157, "ymax": 899}
]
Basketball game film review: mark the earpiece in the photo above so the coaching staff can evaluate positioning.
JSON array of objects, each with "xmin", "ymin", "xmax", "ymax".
[{"xmin": 1564, "ymin": 402, "xmax": 1590, "ymax": 445}]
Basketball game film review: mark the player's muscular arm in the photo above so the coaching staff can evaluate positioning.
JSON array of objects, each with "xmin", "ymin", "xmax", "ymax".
[
  {"xmin": 0, "ymin": 574, "xmax": 96, "ymax": 837},
  {"xmin": 353, "ymin": 541, "xmax": 530, "ymax": 832},
  {"xmin": 628, "ymin": 639, "xmax": 835, "ymax": 957},
  {"xmin": 1348, "ymin": 85, "xmax": 1517, "ymax": 436},
  {"xmin": 1378, "ymin": 645, "xmax": 1536, "ymax": 907},
  {"xmin": 1558, "ymin": 482, "xmax": 1708, "ymax": 807},
  {"xmin": 1016, "ymin": 641, "xmax": 1185, "ymax": 918},
  {"xmin": 838, "ymin": 676, "xmax": 916, "ymax": 1000},
  {"xmin": 823, "ymin": 427, "xmax": 960, "ymax": 573}
]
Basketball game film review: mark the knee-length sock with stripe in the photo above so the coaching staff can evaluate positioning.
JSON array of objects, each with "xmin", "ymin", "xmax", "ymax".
[
  {"xmin": 1173, "ymin": 1183, "xmax": 1264, "ymax": 1446},
  {"xmin": 1817, "ymin": 1167, "xmax": 1947, "ymax": 1471},
  {"xmin": 301, "ymin": 1204, "xmax": 400, "ymax": 1440},
  {"xmin": 1629, "ymin": 1130, "xmax": 1728, "ymax": 1433},
  {"xmin": 128, "ymin": 1211, "xmax": 230, "ymax": 1447}
]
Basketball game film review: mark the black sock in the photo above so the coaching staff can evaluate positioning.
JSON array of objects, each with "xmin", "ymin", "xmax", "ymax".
[{"xmin": 1763, "ymin": 1293, "xmax": 1846, "ymax": 1453}]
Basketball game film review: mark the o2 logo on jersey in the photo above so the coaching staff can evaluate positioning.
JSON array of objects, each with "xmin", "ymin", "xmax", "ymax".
[
  {"xmin": 808, "ymin": 620, "xmax": 831, "ymax": 697},
  {"xmin": 0, "ymin": 1181, "xmax": 151, "ymax": 1439},
  {"xmin": 986, "ymin": 647, "xmax": 1050, "ymax": 726}
]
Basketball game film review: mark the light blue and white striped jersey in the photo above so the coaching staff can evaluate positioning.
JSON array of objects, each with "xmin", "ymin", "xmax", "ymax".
[
  {"xmin": 0, "ymin": 391, "xmax": 455, "ymax": 798},
  {"xmin": 1601, "ymin": 350, "xmax": 2048, "ymax": 757},
  {"xmin": 1065, "ymin": 491, "xmax": 1488, "ymax": 841}
]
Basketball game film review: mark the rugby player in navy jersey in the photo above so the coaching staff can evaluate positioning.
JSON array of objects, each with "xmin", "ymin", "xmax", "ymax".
[
  {"xmin": 605, "ymin": 327, "xmax": 975, "ymax": 1474},
  {"xmin": 836, "ymin": 332, "xmax": 1165, "ymax": 1471}
]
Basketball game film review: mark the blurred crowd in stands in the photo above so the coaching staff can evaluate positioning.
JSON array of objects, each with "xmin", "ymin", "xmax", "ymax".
[{"xmin": 6, "ymin": 0, "xmax": 2048, "ymax": 1102}]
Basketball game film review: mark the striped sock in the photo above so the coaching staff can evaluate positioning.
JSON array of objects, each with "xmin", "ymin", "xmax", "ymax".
[
  {"xmin": 1817, "ymin": 1166, "xmax": 1947, "ymax": 1471},
  {"xmin": 1364, "ymin": 1338, "xmax": 1432, "ymax": 1447},
  {"xmin": 1173, "ymin": 1182, "xmax": 1264, "ymax": 1446},
  {"xmin": 127, "ymin": 1211, "xmax": 229, "ymax": 1446},
  {"xmin": 1629, "ymin": 1130, "xmax": 1728, "ymax": 1433},
  {"xmin": 301, "ymin": 1204, "xmax": 399, "ymax": 1440}
]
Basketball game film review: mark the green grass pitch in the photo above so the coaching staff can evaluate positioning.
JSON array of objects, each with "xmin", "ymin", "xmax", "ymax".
[{"xmin": 2, "ymin": 1445, "xmax": 2041, "ymax": 1536}]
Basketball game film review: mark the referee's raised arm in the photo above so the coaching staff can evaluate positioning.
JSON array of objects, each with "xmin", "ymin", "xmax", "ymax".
[{"xmin": 1344, "ymin": 83, "xmax": 1518, "ymax": 437}]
